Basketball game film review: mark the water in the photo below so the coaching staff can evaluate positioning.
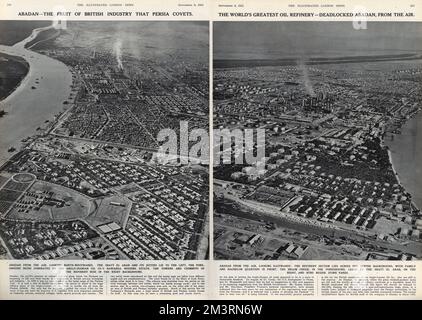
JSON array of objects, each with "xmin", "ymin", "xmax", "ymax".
[
  {"xmin": 386, "ymin": 111, "xmax": 422, "ymax": 210},
  {"xmin": 0, "ymin": 26, "xmax": 72, "ymax": 165}
]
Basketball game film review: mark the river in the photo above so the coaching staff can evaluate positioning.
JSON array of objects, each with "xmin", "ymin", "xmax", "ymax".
[
  {"xmin": 0, "ymin": 25, "xmax": 72, "ymax": 165},
  {"xmin": 386, "ymin": 111, "xmax": 422, "ymax": 210}
]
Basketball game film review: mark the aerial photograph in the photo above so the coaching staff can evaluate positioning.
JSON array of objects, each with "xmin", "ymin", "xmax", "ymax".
[
  {"xmin": 213, "ymin": 22, "xmax": 422, "ymax": 260},
  {"xmin": 0, "ymin": 21, "xmax": 209, "ymax": 260}
]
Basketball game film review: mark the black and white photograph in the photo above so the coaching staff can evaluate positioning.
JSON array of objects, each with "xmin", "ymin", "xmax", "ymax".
[
  {"xmin": 213, "ymin": 21, "xmax": 422, "ymax": 260},
  {"xmin": 0, "ymin": 20, "xmax": 209, "ymax": 260}
]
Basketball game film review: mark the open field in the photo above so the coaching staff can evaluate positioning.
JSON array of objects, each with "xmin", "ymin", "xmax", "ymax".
[
  {"xmin": 86, "ymin": 194, "xmax": 131, "ymax": 228},
  {"xmin": 6, "ymin": 180, "xmax": 90, "ymax": 221}
]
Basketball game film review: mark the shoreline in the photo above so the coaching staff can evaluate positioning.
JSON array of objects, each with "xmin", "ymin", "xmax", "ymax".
[
  {"xmin": 1, "ymin": 24, "xmax": 54, "ymax": 107},
  {"xmin": 0, "ymin": 25, "xmax": 73, "ymax": 166},
  {"xmin": 0, "ymin": 53, "xmax": 30, "ymax": 103},
  {"xmin": 383, "ymin": 108, "xmax": 422, "ymax": 213},
  {"xmin": 13, "ymin": 25, "xmax": 54, "ymax": 50}
]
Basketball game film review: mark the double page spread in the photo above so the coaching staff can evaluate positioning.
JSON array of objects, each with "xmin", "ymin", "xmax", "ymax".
[{"xmin": 0, "ymin": 0, "xmax": 421, "ymax": 300}]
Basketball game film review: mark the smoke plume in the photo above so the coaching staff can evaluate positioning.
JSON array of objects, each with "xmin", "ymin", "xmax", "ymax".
[
  {"xmin": 114, "ymin": 39, "xmax": 123, "ymax": 70},
  {"xmin": 297, "ymin": 58, "xmax": 315, "ymax": 96}
]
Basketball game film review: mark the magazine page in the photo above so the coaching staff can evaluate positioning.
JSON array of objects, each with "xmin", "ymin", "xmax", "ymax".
[{"xmin": 210, "ymin": 0, "xmax": 422, "ymax": 300}]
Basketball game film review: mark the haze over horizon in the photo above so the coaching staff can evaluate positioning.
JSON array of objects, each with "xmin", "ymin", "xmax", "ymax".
[{"xmin": 214, "ymin": 22, "xmax": 422, "ymax": 60}]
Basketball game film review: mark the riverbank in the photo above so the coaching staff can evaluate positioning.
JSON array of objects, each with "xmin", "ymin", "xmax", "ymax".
[
  {"xmin": 0, "ymin": 52, "xmax": 29, "ymax": 101},
  {"xmin": 0, "ymin": 26, "xmax": 73, "ymax": 165},
  {"xmin": 0, "ymin": 21, "xmax": 51, "ymax": 46},
  {"xmin": 385, "ymin": 109, "xmax": 422, "ymax": 211}
]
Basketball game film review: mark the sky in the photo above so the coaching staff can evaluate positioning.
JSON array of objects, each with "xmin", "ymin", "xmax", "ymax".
[{"xmin": 214, "ymin": 22, "xmax": 422, "ymax": 59}]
